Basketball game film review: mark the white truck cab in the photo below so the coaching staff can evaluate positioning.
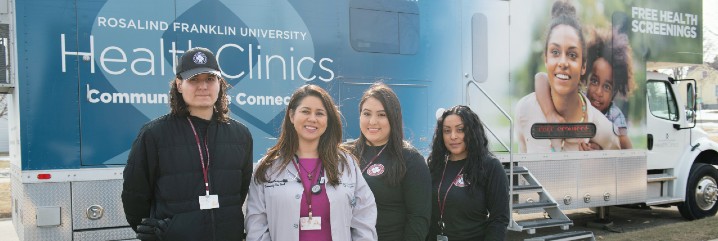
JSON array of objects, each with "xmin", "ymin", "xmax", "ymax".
[{"xmin": 645, "ymin": 71, "xmax": 718, "ymax": 220}]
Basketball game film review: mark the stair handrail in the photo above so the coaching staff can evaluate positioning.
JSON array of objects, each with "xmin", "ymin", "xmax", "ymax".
[{"xmin": 465, "ymin": 79, "xmax": 515, "ymax": 228}]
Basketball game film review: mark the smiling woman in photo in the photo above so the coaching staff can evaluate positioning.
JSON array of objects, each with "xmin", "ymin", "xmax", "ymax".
[{"xmin": 515, "ymin": 0, "xmax": 619, "ymax": 153}]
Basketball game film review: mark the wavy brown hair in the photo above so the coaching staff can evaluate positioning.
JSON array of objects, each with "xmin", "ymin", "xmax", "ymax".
[
  {"xmin": 169, "ymin": 74, "xmax": 230, "ymax": 122},
  {"xmin": 254, "ymin": 84, "xmax": 350, "ymax": 186}
]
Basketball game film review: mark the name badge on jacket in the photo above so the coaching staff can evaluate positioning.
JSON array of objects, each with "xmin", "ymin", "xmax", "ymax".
[
  {"xmin": 299, "ymin": 217, "xmax": 321, "ymax": 230},
  {"xmin": 199, "ymin": 195, "xmax": 219, "ymax": 209}
]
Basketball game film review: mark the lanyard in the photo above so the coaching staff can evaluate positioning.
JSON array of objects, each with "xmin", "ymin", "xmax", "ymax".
[
  {"xmin": 361, "ymin": 144, "xmax": 387, "ymax": 174},
  {"xmin": 292, "ymin": 157, "xmax": 323, "ymax": 219},
  {"xmin": 437, "ymin": 156, "xmax": 465, "ymax": 233},
  {"xmin": 187, "ymin": 117, "xmax": 211, "ymax": 196},
  {"xmin": 293, "ymin": 155, "xmax": 321, "ymax": 180}
]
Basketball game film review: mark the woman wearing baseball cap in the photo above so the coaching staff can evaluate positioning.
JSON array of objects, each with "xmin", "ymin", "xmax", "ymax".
[{"xmin": 122, "ymin": 47, "xmax": 254, "ymax": 241}]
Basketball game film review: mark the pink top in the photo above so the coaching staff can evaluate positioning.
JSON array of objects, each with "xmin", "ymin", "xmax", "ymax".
[{"xmin": 297, "ymin": 158, "xmax": 332, "ymax": 241}]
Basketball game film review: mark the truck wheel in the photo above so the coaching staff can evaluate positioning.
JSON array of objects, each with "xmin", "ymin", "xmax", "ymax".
[{"xmin": 678, "ymin": 163, "xmax": 718, "ymax": 220}]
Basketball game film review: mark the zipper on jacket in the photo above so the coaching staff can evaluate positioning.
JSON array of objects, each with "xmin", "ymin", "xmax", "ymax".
[
  {"xmin": 207, "ymin": 169, "xmax": 217, "ymax": 240},
  {"xmin": 207, "ymin": 122, "xmax": 217, "ymax": 241}
]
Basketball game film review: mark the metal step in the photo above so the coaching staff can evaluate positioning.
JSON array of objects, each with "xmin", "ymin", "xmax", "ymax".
[
  {"xmin": 508, "ymin": 166, "xmax": 574, "ymax": 235},
  {"xmin": 513, "ymin": 201, "xmax": 557, "ymax": 210},
  {"xmin": 647, "ymin": 173, "xmax": 676, "ymax": 183},
  {"xmin": 516, "ymin": 218, "xmax": 572, "ymax": 230},
  {"xmin": 513, "ymin": 184, "xmax": 543, "ymax": 192},
  {"xmin": 645, "ymin": 197, "xmax": 683, "ymax": 206},
  {"xmin": 506, "ymin": 166, "xmax": 529, "ymax": 175},
  {"xmin": 525, "ymin": 231, "xmax": 595, "ymax": 241}
]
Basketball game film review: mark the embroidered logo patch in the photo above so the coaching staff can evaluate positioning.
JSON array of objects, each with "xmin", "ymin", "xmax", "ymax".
[
  {"xmin": 366, "ymin": 164, "xmax": 385, "ymax": 176},
  {"xmin": 193, "ymin": 52, "xmax": 208, "ymax": 64},
  {"xmin": 453, "ymin": 175, "xmax": 466, "ymax": 187}
]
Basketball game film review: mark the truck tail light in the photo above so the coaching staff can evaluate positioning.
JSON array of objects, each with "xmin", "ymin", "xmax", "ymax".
[{"xmin": 37, "ymin": 174, "xmax": 51, "ymax": 180}]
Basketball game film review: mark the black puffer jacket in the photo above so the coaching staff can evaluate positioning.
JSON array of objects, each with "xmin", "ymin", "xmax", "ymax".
[{"xmin": 122, "ymin": 114, "xmax": 253, "ymax": 241}]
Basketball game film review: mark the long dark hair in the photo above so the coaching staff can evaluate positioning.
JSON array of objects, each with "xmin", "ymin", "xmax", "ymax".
[
  {"xmin": 544, "ymin": 0, "xmax": 587, "ymax": 73},
  {"xmin": 254, "ymin": 84, "xmax": 349, "ymax": 186},
  {"xmin": 427, "ymin": 105, "xmax": 493, "ymax": 190},
  {"xmin": 169, "ymin": 75, "xmax": 230, "ymax": 122},
  {"xmin": 347, "ymin": 82, "xmax": 407, "ymax": 186}
]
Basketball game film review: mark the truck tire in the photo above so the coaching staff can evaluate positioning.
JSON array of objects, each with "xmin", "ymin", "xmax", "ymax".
[{"xmin": 678, "ymin": 163, "xmax": 718, "ymax": 220}]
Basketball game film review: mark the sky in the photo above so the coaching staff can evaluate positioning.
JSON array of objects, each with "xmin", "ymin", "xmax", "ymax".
[{"xmin": 705, "ymin": 0, "xmax": 717, "ymax": 62}]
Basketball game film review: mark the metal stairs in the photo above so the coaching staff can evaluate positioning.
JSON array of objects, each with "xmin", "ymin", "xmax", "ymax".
[
  {"xmin": 524, "ymin": 231, "xmax": 596, "ymax": 241},
  {"xmin": 507, "ymin": 166, "xmax": 595, "ymax": 241}
]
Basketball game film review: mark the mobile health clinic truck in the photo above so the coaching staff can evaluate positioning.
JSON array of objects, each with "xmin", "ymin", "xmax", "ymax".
[{"xmin": 1, "ymin": 0, "xmax": 712, "ymax": 240}]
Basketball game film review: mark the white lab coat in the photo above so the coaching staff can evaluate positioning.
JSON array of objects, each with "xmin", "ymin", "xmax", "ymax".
[{"xmin": 245, "ymin": 154, "xmax": 378, "ymax": 241}]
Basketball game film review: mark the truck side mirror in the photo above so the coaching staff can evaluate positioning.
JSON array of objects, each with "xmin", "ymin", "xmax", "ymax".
[
  {"xmin": 683, "ymin": 80, "xmax": 697, "ymax": 128},
  {"xmin": 686, "ymin": 83, "xmax": 696, "ymax": 122},
  {"xmin": 674, "ymin": 79, "xmax": 697, "ymax": 130}
]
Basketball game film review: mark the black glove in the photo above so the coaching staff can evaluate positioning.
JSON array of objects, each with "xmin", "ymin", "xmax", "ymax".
[{"xmin": 136, "ymin": 218, "xmax": 171, "ymax": 241}]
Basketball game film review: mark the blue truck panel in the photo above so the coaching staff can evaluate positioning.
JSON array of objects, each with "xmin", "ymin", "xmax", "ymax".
[
  {"xmin": 17, "ymin": 0, "xmax": 81, "ymax": 169},
  {"xmin": 15, "ymin": 0, "xmax": 702, "ymax": 170},
  {"xmin": 15, "ymin": 0, "xmax": 458, "ymax": 170}
]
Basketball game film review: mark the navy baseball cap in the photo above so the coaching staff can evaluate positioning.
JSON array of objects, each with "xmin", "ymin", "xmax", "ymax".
[{"xmin": 176, "ymin": 47, "xmax": 222, "ymax": 80}]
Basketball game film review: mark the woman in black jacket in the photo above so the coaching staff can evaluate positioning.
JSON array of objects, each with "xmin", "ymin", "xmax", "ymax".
[
  {"xmin": 427, "ymin": 105, "xmax": 509, "ymax": 241},
  {"xmin": 344, "ymin": 83, "xmax": 431, "ymax": 241}
]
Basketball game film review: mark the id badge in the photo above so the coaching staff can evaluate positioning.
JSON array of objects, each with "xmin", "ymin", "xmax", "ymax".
[
  {"xmin": 436, "ymin": 235, "xmax": 448, "ymax": 241},
  {"xmin": 198, "ymin": 194, "xmax": 220, "ymax": 210},
  {"xmin": 299, "ymin": 217, "xmax": 322, "ymax": 230}
]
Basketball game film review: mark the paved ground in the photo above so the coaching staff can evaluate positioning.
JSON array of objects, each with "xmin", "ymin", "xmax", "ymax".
[
  {"xmin": 507, "ymin": 206, "xmax": 692, "ymax": 240},
  {"xmin": 0, "ymin": 218, "xmax": 18, "ymax": 241},
  {"xmin": 0, "ymin": 155, "xmax": 16, "ymax": 241}
]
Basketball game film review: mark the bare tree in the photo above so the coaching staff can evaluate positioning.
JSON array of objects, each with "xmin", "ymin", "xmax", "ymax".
[
  {"xmin": 0, "ymin": 94, "xmax": 7, "ymax": 119},
  {"xmin": 705, "ymin": 25, "xmax": 717, "ymax": 64},
  {"xmin": 671, "ymin": 66, "xmax": 689, "ymax": 79},
  {"xmin": 704, "ymin": 0, "xmax": 717, "ymax": 66}
]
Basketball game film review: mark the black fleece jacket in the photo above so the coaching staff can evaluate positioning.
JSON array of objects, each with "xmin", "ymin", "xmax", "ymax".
[{"xmin": 122, "ymin": 114, "xmax": 253, "ymax": 241}]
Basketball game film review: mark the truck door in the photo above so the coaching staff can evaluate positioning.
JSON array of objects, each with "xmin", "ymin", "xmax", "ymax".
[
  {"xmin": 646, "ymin": 79, "xmax": 690, "ymax": 169},
  {"xmin": 463, "ymin": 0, "xmax": 510, "ymax": 152}
]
